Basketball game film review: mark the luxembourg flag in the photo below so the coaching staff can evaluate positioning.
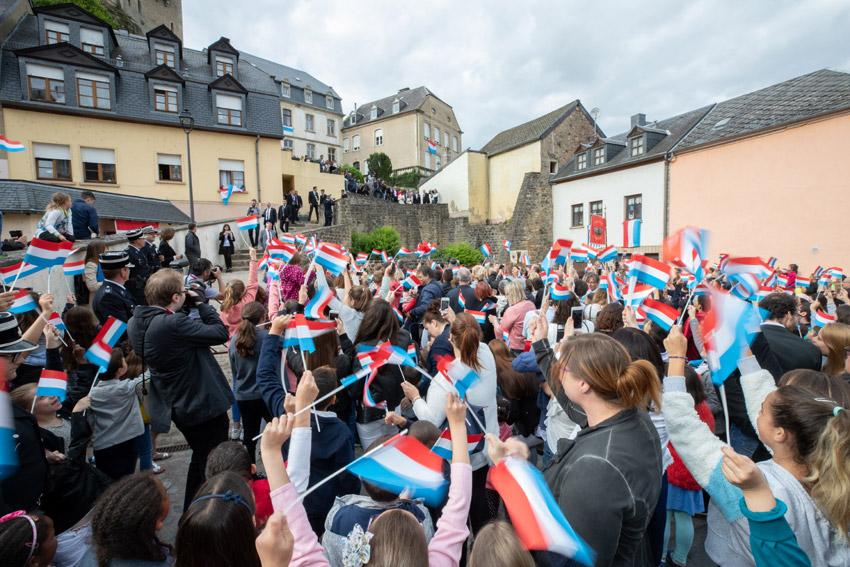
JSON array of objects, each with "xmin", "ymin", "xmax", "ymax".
[
  {"xmin": 458, "ymin": 293, "xmax": 466, "ymax": 309},
  {"xmin": 428, "ymin": 140, "xmax": 437, "ymax": 154},
  {"xmin": 258, "ymin": 253, "xmax": 270, "ymax": 272},
  {"xmin": 503, "ymin": 239, "xmax": 511, "ymax": 251},
  {"xmin": 24, "ymin": 238, "xmax": 74, "ymax": 269},
  {"xmin": 9, "ymin": 290, "xmax": 38, "ymax": 314},
  {"xmin": 220, "ymin": 185, "xmax": 235, "ymax": 206},
  {"xmin": 796, "ymin": 276, "xmax": 811, "ymax": 288},
  {"xmin": 623, "ymin": 219, "xmax": 641, "ymax": 248},
  {"xmin": 579, "ymin": 243, "xmax": 599, "ymax": 260},
  {"xmin": 436, "ymin": 355, "xmax": 481, "ymax": 399},
  {"xmin": 597, "ymin": 245, "xmax": 618, "ymax": 263},
  {"xmin": 402, "ymin": 274, "xmax": 422, "ymax": 290},
  {"xmin": 693, "ymin": 283, "xmax": 711, "ymax": 297},
  {"xmin": 304, "ymin": 283, "xmax": 334, "ymax": 319},
  {"xmin": 431, "ymin": 404, "xmax": 486, "ymax": 460},
  {"xmin": 347, "ymin": 433, "xmax": 448, "ymax": 507},
  {"xmin": 48, "ymin": 312, "xmax": 66, "ymax": 333},
  {"xmin": 568, "ymin": 247, "xmax": 587, "ymax": 262},
  {"xmin": 0, "ymin": 262, "xmax": 41, "ymax": 285},
  {"xmin": 828, "ymin": 267, "xmax": 844, "ymax": 279},
  {"xmin": 283, "ymin": 315, "xmax": 337, "ymax": 353},
  {"xmin": 627, "ymin": 254, "xmax": 672, "ymax": 290},
  {"xmin": 380, "ymin": 251, "xmax": 389, "ymax": 263},
  {"xmin": 355, "ymin": 253, "xmax": 368, "ymax": 264},
  {"xmin": 392, "ymin": 307, "xmax": 404, "ymax": 323},
  {"xmin": 35, "ymin": 370, "xmax": 68, "ymax": 401},
  {"xmin": 362, "ymin": 366, "xmax": 388, "ymax": 409},
  {"xmin": 94, "ymin": 316, "xmax": 127, "ymax": 348},
  {"xmin": 605, "ymin": 273, "xmax": 623, "ymax": 302},
  {"xmin": 465, "ymin": 310, "xmax": 487, "ymax": 325},
  {"xmin": 370, "ymin": 249, "xmax": 382, "ymax": 257},
  {"xmin": 623, "ymin": 284, "xmax": 655, "ymax": 308},
  {"xmin": 267, "ymin": 241, "xmax": 296, "ymax": 264},
  {"xmin": 407, "ymin": 343, "xmax": 417, "ymax": 359},
  {"xmin": 280, "ymin": 234, "xmax": 297, "ymax": 245},
  {"xmin": 1, "ymin": 380, "xmax": 18, "ymax": 481},
  {"xmin": 722, "ymin": 257, "xmax": 772, "ymax": 281},
  {"xmin": 62, "ymin": 257, "xmax": 85, "ymax": 277},
  {"xmin": 703, "ymin": 290, "xmax": 761, "ymax": 386},
  {"xmin": 480, "ymin": 243, "xmax": 491, "ymax": 257},
  {"xmin": 751, "ymin": 286, "xmax": 773, "ymax": 302},
  {"xmin": 491, "ymin": 457, "xmax": 595, "ymax": 565},
  {"xmin": 315, "ymin": 243, "xmax": 348, "ymax": 276},
  {"xmin": 85, "ymin": 340, "xmax": 113, "ymax": 372},
  {"xmin": 551, "ymin": 283, "xmax": 571, "ymax": 301},
  {"xmin": 813, "ymin": 309, "xmax": 835, "ymax": 328},
  {"xmin": 767, "ymin": 257, "xmax": 778, "ymax": 268},
  {"xmin": 395, "ymin": 248, "xmax": 414, "ymax": 257},
  {"xmin": 0, "ymin": 135, "xmax": 26, "ymax": 152},
  {"xmin": 641, "ymin": 299, "xmax": 679, "ymax": 331},
  {"xmin": 519, "ymin": 253, "xmax": 530, "ymax": 265}
]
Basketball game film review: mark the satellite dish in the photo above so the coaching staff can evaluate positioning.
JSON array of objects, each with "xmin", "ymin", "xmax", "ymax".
[
  {"xmin": 811, "ymin": 247, "xmax": 820, "ymax": 254},
  {"xmin": 590, "ymin": 107, "xmax": 600, "ymax": 120}
]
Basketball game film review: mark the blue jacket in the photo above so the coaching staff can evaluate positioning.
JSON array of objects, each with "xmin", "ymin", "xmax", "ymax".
[
  {"xmin": 410, "ymin": 280, "xmax": 443, "ymax": 321},
  {"xmin": 71, "ymin": 199, "xmax": 99, "ymax": 238},
  {"xmin": 426, "ymin": 325, "xmax": 453, "ymax": 376}
]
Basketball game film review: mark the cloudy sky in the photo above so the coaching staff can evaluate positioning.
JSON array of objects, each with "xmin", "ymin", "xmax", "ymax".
[{"xmin": 184, "ymin": 0, "xmax": 850, "ymax": 149}]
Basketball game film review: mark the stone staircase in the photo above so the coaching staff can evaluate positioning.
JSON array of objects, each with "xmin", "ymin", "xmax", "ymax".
[{"xmin": 228, "ymin": 218, "xmax": 324, "ymax": 271}]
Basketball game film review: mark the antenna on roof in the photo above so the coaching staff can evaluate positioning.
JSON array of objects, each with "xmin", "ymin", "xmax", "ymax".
[{"xmin": 590, "ymin": 107, "xmax": 601, "ymax": 141}]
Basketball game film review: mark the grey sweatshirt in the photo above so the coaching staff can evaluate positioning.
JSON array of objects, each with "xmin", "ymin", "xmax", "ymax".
[{"xmin": 87, "ymin": 377, "xmax": 145, "ymax": 450}]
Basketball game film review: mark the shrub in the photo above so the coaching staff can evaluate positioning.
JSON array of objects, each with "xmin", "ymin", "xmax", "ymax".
[
  {"xmin": 366, "ymin": 152, "xmax": 393, "ymax": 181},
  {"xmin": 350, "ymin": 226, "xmax": 402, "ymax": 256},
  {"xmin": 432, "ymin": 242, "xmax": 484, "ymax": 267},
  {"xmin": 340, "ymin": 165, "xmax": 364, "ymax": 183},
  {"xmin": 388, "ymin": 170, "xmax": 422, "ymax": 189}
]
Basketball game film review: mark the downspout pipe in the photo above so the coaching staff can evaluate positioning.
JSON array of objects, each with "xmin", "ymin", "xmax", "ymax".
[{"xmin": 256, "ymin": 135, "xmax": 262, "ymax": 204}]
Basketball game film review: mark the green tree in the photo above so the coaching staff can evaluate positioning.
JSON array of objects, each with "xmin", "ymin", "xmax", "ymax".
[
  {"xmin": 366, "ymin": 152, "xmax": 393, "ymax": 181},
  {"xmin": 339, "ymin": 165, "xmax": 364, "ymax": 183},
  {"xmin": 350, "ymin": 226, "xmax": 402, "ymax": 256},
  {"xmin": 433, "ymin": 242, "xmax": 484, "ymax": 266},
  {"xmin": 33, "ymin": 0, "xmax": 120, "ymax": 28},
  {"xmin": 388, "ymin": 170, "xmax": 422, "ymax": 188}
]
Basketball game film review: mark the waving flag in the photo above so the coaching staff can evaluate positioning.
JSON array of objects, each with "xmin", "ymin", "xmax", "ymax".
[
  {"xmin": 623, "ymin": 284, "xmax": 655, "ymax": 308},
  {"xmin": 605, "ymin": 272, "xmax": 623, "ymax": 302},
  {"xmin": 520, "ymin": 253, "xmax": 530, "ymax": 265},
  {"xmin": 503, "ymin": 240, "xmax": 511, "ymax": 251},
  {"xmin": 0, "ymin": 135, "xmax": 26, "ymax": 152},
  {"xmin": 751, "ymin": 286, "xmax": 774, "ymax": 302},
  {"xmin": 362, "ymin": 367, "xmax": 387, "ymax": 409},
  {"xmin": 47, "ymin": 311, "xmax": 66, "ymax": 333},
  {"xmin": 796, "ymin": 276, "xmax": 811, "ymax": 288},
  {"xmin": 283, "ymin": 315, "xmax": 337, "ymax": 353},
  {"xmin": 722, "ymin": 257, "xmax": 773, "ymax": 281},
  {"xmin": 491, "ymin": 457, "xmax": 595, "ymax": 566},
  {"xmin": 597, "ymin": 245, "xmax": 618, "ymax": 263},
  {"xmin": 703, "ymin": 291, "xmax": 761, "ymax": 386},
  {"xmin": 347, "ymin": 433, "xmax": 448, "ymax": 507},
  {"xmin": 693, "ymin": 283, "xmax": 711, "ymax": 296},
  {"xmin": 394, "ymin": 248, "xmax": 413, "ymax": 257},
  {"xmin": 268, "ymin": 240, "xmax": 297, "ymax": 264},
  {"xmin": 550, "ymin": 283, "xmax": 572, "ymax": 301},
  {"xmin": 370, "ymin": 249, "xmax": 382, "ymax": 257},
  {"xmin": 355, "ymin": 253, "xmax": 368, "ymax": 264},
  {"xmin": 9, "ymin": 291, "xmax": 37, "ymax": 314},
  {"xmin": 828, "ymin": 267, "xmax": 843, "ymax": 279},
  {"xmin": 220, "ymin": 184, "xmax": 235, "ymax": 205},
  {"xmin": 35, "ymin": 370, "xmax": 68, "ymax": 401},
  {"xmin": 627, "ymin": 254, "xmax": 672, "ymax": 291},
  {"xmin": 431, "ymin": 403, "xmax": 486, "ymax": 460},
  {"xmin": 598, "ymin": 277, "xmax": 609, "ymax": 291},
  {"xmin": 62, "ymin": 257, "xmax": 85, "ymax": 277},
  {"xmin": 641, "ymin": 299, "xmax": 679, "ymax": 331},
  {"xmin": 1, "ymin": 380, "xmax": 18, "ymax": 481},
  {"xmin": 623, "ymin": 219, "xmax": 641, "ymax": 248},
  {"xmin": 304, "ymin": 283, "xmax": 334, "ymax": 319},
  {"xmin": 663, "ymin": 226, "xmax": 710, "ymax": 284},
  {"xmin": 465, "ymin": 310, "xmax": 487, "ymax": 325},
  {"xmin": 436, "ymin": 355, "xmax": 481, "ymax": 399},
  {"xmin": 94, "ymin": 316, "xmax": 128, "ymax": 347},
  {"xmin": 767, "ymin": 257, "xmax": 778, "ymax": 268},
  {"xmin": 569, "ymin": 249, "xmax": 588, "ymax": 262},
  {"xmin": 24, "ymin": 238, "xmax": 74, "ymax": 269},
  {"xmin": 392, "ymin": 306, "xmax": 404, "ymax": 323},
  {"xmin": 315, "ymin": 243, "xmax": 349, "ymax": 276},
  {"xmin": 280, "ymin": 234, "xmax": 297, "ymax": 245},
  {"xmin": 85, "ymin": 340, "xmax": 113, "ymax": 372},
  {"xmin": 480, "ymin": 243, "xmax": 491, "ymax": 257},
  {"xmin": 457, "ymin": 292, "xmax": 467, "ymax": 310},
  {"xmin": 402, "ymin": 274, "xmax": 422, "ymax": 290},
  {"xmin": 579, "ymin": 243, "xmax": 598, "ymax": 260},
  {"xmin": 258, "ymin": 253, "xmax": 270, "ymax": 272},
  {"xmin": 0, "ymin": 262, "xmax": 41, "ymax": 285},
  {"xmin": 428, "ymin": 140, "xmax": 437, "ymax": 154},
  {"xmin": 553, "ymin": 239, "xmax": 573, "ymax": 264},
  {"xmin": 813, "ymin": 310, "xmax": 835, "ymax": 328},
  {"xmin": 775, "ymin": 274, "xmax": 789, "ymax": 289}
]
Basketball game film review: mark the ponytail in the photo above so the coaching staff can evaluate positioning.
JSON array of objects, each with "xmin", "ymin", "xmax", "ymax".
[
  {"xmin": 806, "ymin": 406, "xmax": 850, "ymax": 540},
  {"xmin": 221, "ymin": 280, "xmax": 246, "ymax": 314},
  {"xmin": 234, "ymin": 302, "xmax": 264, "ymax": 358},
  {"xmin": 450, "ymin": 313, "xmax": 483, "ymax": 371},
  {"xmin": 615, "ymin": 360, "xmax": 662, "ymax": 411}
]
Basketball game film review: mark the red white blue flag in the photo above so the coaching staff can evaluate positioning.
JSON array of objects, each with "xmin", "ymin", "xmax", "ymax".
[
  {"xmin": 402, "ymin": 274, "xmax": 422, "ymax": 290},
  {"xmin": 703, "ymin": 290, "xmax": 761, "ymax": 386},
  {"xmin": 551, "ymin": 283, "xmax": 571, "ymax": 301},
  {"xmin": 0, "ymin": 135, "xmax": 26, "ymax": 152},
  {"xmin": 283, "ymin": 314, "xmax": 337, "ymax": 353},
  {"xmin": 304, "ymin": 283, "xmax": 334, "ymax": 320},
  {"xmin": 623, "ymin": 219, "xmax": 641, "ymax": 248},
  {"xmin": 62, "ymin": 257, "xmax": 85, "ymax": 277},
  {"xmin": 0, "ymin": 380, "xmax": 18, "ymax": 481},
  {"xmin": 641, "ymin": 299, "xmax": 679, "ymax": 331},
  {"xmin": 9, "ymin": 291, "xmax": 38, "ymax": 314},
  {"xmin": 626, "ymin": 254, "xmax": 672, "ymax": 290},
  {"xmin": 436, "ymin": 355, "xmax": 481, "ymax": 399},
  {"xmin": 465, "ymin": 310, "xmax": 487, "ymax": 325},
  {"xmin": 85, "ymin": 340, "xmax": 113, "ymax": 372},
  {"xmin": 480, "ymin": 243, "xmax": 491, "ymax": 257},
  {"xmin": 94, "ymin": 316, "xmax": 127, "ymax": 347},
  {"xmin": 35, "ymin": 369, "xmax": 68, "ymax": 401},
  {"xmin": 597, "ymin": 245, "xmax": 618, "ymax": 263},
  {"xmin": 23, "ymin": 238, "xmax": 74, "ymax": 269},
  {"xmin": 315, "ymin": 242, "xmax": 349, "ymax": 276},
  {"xmin": 813, "ymin": 309, "xmax": 835, "ymax": 328}
]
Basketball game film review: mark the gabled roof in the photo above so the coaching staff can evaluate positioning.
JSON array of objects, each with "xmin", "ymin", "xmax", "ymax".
[
  {"xmin": 146, "ymin": 24, "xmax": 182, "ymax": 49},
  {"xmin": 627, "ymin": 124, "xmax": 670, "ymax": 137},
  {"xmin": 0, "ymin": 180, "xmax": 191, "ymax": 224},
  {"xmin": 208, "ymin": 73, "xmax": 247, "ymax": 95},
  {"xmin": 144, "ymin": 63, "xmax": 185, "ymax": 85},
  {"xmin": 552, "ymin": 105, "xmax": 714, "ymax": 182},
  {"xmin": 342, "ymin": 86, "xmax": 450, "ymax": 129},
  {"xmin": 676, "ymin": 69, "xmax": 850, "ymax": 150},
  {"xmin": 239, "ymin": 51, "xmax": 343, "ymax": 114},
  {"xmin": 34, "ymin": 3, "xmax": 117, "ymax": 44},
  {"xmin": 15, "ymin": 41, "xmax": 117, "ymax": 74},
  {"xmin": 207, "ymin": 37, "xmax": 239, "ymax": 60},
  {"xmin": 479, "ymin": 102, "xmax": 590, "ymax": 156}
]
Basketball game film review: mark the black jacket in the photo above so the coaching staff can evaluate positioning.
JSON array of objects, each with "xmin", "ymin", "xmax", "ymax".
[
  {"xmin": 218, "ymin": 231, "xmax": 236, "ymax": 255},
  {"xmin": 410, "ymin": 280, "xmax": 443, "ymax": 322},
  {"xmin": 447, "ymin": 283, "xmax": 475, "ymax": 314},
  {"xmin": 127, "ymin": 303, "xmax": 233, "ymax": 427},
  {"xmin": 184, "ymin": 231, "xmax": 201, "ymax": 262},
  {"xmin": 309, "ymin": 191, "xmax": 320, "ymax": 206},
  {"xmin": 262, "ymin": 207, "xmax": 278, "ymax": 225},
  {"xmin": 349, "ymin": 330, "xmax": 414, "ymax": 422},
  {"xmin": 159, "ymin": 240, "xmax": 177, "ymax": 266},
  {"xmin": 760, "ymin": 322, "xmax": 822, "ymax": 374}
]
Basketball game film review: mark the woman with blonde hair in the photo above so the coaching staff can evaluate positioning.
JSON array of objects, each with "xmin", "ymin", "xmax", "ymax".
[
  {"xmin": 584, "ymin": 287, "xmax": 609, "ymax": 322},
  {"xmin": 812, "ymin": 322, "xmax": 850, "ymax": 375},
  {"xmin": 220, "ymin": 247, "xmax": 258, "ymax": 337},
  {"xmin": 35, "ymin": 192, "xmax": 75, "ymax": 242},
  {"xmin": 469, "ymin": 521, "xmax": 534, "ymax": 567},
  {"xmin": 490, "ymin": 280, "xmax": 535, "ymax": 356}
]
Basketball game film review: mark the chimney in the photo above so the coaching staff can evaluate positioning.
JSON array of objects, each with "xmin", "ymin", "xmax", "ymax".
[{"xmin": 630, "ymin": 113, "xmax": 646, "ymax": 128}]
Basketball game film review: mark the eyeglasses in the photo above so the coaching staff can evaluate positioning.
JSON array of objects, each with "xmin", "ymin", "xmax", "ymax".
[
  {"xmin": 0, "ymin": 352, "xmax": 28, "ymax": 364},
  {"xmin": 844, "ymin": 347, "xmax": 850, "ymax": 358}
]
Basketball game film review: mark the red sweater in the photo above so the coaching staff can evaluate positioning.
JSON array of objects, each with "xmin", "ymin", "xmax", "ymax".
[{"xmin": 668, "ymin": 402, "xmax": 715, "ymax": 491}]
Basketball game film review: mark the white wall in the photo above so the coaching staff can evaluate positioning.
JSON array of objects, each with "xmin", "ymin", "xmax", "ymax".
[
  {"xmin": 420, "ymin": 150, "xmax": 471, "ymax": 214},
  {"xmin": 551, "ymin": 162, "xmax": 665, "ymax": 249}
]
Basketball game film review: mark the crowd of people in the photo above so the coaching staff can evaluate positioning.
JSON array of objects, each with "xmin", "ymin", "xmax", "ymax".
[{"xmin": 1, "ymin": 191, "xmax": 850, "ymax": 567}]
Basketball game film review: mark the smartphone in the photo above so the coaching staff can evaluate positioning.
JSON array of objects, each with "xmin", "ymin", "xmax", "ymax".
[
  {"xmin": 441, "ymin": 297, "xmax": 450, "ymax": 311},
  {"xmin": 329, "ymin": 310, "xmax": 339, "ymax": 321},
  {"xmin": 571, "ymin": 306, "xmax": 584, "ymax": 330},
  {"xmin": 9, "ymin": 230, "xmax": 22, "ymax": 238}
]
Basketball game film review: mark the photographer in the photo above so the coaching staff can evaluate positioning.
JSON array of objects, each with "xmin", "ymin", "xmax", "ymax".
[
  {"xmin": 127, "ymin": 268, "xmax": 233, "ymax": 510},
  {"xmin": 183, "ymin": 258, "xmax": 225, "ymax": 319}
]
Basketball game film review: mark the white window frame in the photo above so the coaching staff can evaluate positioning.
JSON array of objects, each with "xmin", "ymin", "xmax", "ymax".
[
  {"xmin": 452, "ymin": 136, "xmax": 458, "ymax": 152},
  {"xmin": 444, "ymin": 132, "xmax": 449, "ymax": 147},
  {"xmin": 593, "ymin": 147, "xmax": 605, "ymax": 165},
  {"xmin": 281, "ymin": 80, "xmax": 290, "ymax": 98},
  {"xmin": 343, "ymin": 138, "xmax": 349, "ymax": 153},
  {"xmin": 630, "ymin": 136, "xmax": 645, "ymax": 157},
  {"xmin": 326, "ymin": 118, "xmax": 335, "ymax": 137},
  {"xmin": 326, "ymin": 94, "xmax": 334, "ymax": 109},
  {"xmin": 374, "ymin": 128, "xmax": 383, "ymax": 146},
  {"xmin": 304, "ymin": 86, "xmax": 312, "ymax": 104},
  {"xmin": 305, "ymin": 114, "xmax": 314, "ymax": 132},
  {"xmin": 219, "ymin": 159, "xmax": 245, "ymax": 188},
  {"xmin": 425, "ymin": 153, "xmax": 431, "ymax": 169},
  {"xmin": 424, "ymin": 122, "xmax": 430, "ymax": 140},
  {"xmin": 156, "ymin": 153, "xmax": 182, "ymax": 182},
  {"xmin": 80, "ymin": 28, "xmax": 104, "ymax": 56},
  {"xmin": 434, "ymin": 127, "xmax": 440, "ymax": 144},
  {"xmin": 577, "ymin": 152, "xmax": 587, "ymax": 170},
  {"xmin": 327, "ymin": 147, "xmax": 336, "ymax": 162},
  {"xmin": 370, "ymin": 106, "xmax": 378, "ymax": 120},
  {"xmin": 307, "ymin": 143, "xmax": 316, "ymax": 159},
  {"xmin": 392, "ymin": 100, "xmax": 400, "ymax": 114},
  {"xmin": 352, "ymin": 134, "xmax": 360, "ymax": 152}
]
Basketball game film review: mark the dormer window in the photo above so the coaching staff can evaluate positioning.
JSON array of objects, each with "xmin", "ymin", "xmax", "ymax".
[
  {"xmin": 630, "ymin": 136, "xmax": 645, "ymax": 157},
  {"xmin": 370, "ymin": 106, "xmax": 378, "ymax": 120},
  {"xmin": 44, "ymin": 20, "xmax": 69, "ymax": 44},
  {"xmin": 281, "ymin": 80, "xmax": 290, "ymax": 98},
  {"xmin": 392, "ymin": 99, "xmax": 400, "ymax": 114},
  {"xmin": 577, "ymin": 152, "xmax": 587, "ymax": 170},
  {"xmin": 26, "ymin": 63, "xmax": 65, "ymax": 104},
  {"xmin": 155, "ymin": 43, "xmax": 176, "ymax": 68},
  {"xmin": 326, "ymin": 93, "xmax": 333, "ymax": 109},
  {"xmin": 215, "ymin": 55, "xmax": 234, "ymax": 77},
  {"xmin": 216, "ymin": 94, "xmax": 242, "ymax": 126},
  {"xmin": 153, "ymin": 84, "xmax": 178, "ymax": 113},
  {"xmin": 350, "ymin": 112, "xmax": 356, "ymax": 126},
  {"xmin": 593, "ymin": 148, "xmax": 605, "ymax": 166},
  {"xmin": 80, "ymin": 28, "xmax": 105, "ymax": 56},
  {"xmin": 305, "ymin": 86, "xmax": 312, "ymax": 104}
]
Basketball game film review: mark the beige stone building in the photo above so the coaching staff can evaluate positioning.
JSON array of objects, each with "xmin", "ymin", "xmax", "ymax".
[{"xmin": 340, "ymin": 86, "xmax": 462, "ymax": 176}]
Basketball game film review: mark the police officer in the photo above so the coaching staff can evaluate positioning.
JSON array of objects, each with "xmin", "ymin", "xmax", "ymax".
[
  {"xmin": 142, "ymin": 226, "xmax": 163, "ymax": 272},
  {"xmin": 91, "ymin": 251, "xmax": 136, "ymax": 324},
  {"xmin": 125, "ymin": 229, "xmax": 151, "ymax": 306}
]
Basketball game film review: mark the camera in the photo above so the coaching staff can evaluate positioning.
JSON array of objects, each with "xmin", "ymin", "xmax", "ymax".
[
  {"xmin": 179, "ymin": 283, "xmax": 206, "ymax": 314},
  {"xmin": 206, "ymin": 265, "xmax": 223, "ymax": 283}
]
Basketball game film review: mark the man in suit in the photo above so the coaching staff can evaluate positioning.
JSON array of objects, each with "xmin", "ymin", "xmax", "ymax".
[
  {"xmin": 278, "ymin": 201, "xmax": 289, "ymax": 234},
  {"xmin": 184, "ymin": 222, "xmax": 201, "ymax": 265},
  {"xmin": 246, "ymin": 199, "xmax": 261, "ymax": 246},
  {"xmin": 308, "ymin": 186, "xmax": 321, "ymax": 223},
  {"xmin": 125, "ymin": 229, "xmax": 152, "ymax": 306},
  {"xmin": 759, "ymin": 292, "xmax": 822, "ymax": 373},
  {"xmin": 447, "ymin": 268, "xmax": 476, "ymax": 314},
  {"xmin": 291, "ymin": 190, "xmax": 303, "ymax": 224},
  {"xmin": 262, "ymin": 201, "xmax": 277, "ymax": 228},
  {"xmin": 259, "ymin": 221, "xmax": 277, "ymax": 250},
  {"xmin": 92, "ymin": 251, "xmax": 136, "ymax": 323}
]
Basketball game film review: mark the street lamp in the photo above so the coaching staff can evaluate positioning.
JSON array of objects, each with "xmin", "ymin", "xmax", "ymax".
[{"xmin": 179, "ymin": 108, "xmax": 195, "ymax": 222}]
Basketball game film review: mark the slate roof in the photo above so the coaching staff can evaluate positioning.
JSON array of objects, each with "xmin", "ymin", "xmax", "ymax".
[
  {"xmin": 676, "ymin": 69, "xmax": 850, "ymax": 150},
  {"xmin": 0, "ymin": 13, "xmax": 283, "ymax": 137},
  {"xmin": 479, "ymin": 102, "xmax": 588, "ymax": 157},
  {"xmin": 341, "ymin": 86, "xmax": 451, "ymax": 129},
  {"xmin": 239, "ymin": 52, "xmax": 343, "ymax": 115},
  {"xmin": 0, "ymin": 179, "xmax": 191, "ymax": 224},
  {"xmin": 551, "ymin": 105, "xmax": 714, "ymax": 182}
]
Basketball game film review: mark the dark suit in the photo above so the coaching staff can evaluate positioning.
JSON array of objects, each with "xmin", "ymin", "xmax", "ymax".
[
  {"xmin": 760, "ymin": 322, "xmax": 822, "ymax": 373},
  {"xmin": 308, "ymin": 191, "xmax": 320, "ymax": 222},
  {"xmin": 291, "ymin": 194, "xmax": 302, "ymax": 222},
  {"xmin": 278, "ymin": 204, "xmax": 289, "ymax": 233},
  {"xmin": 92, "ymin": 279, "xmax": 136, "ymax": 324},
  {"xmin": 125, "ymin": 244, "xmax": 151, "ymax": 306},
  {"xmin": 426, "ymin": 325, "xmax": 453, "ymax": 376},
  {"xmin": 262, "ymin": 206, "xmax": 277, "ymax": 227},
  {"xmin": 447, "ymin": 283, "xmax": 476, "ymax": 314}
]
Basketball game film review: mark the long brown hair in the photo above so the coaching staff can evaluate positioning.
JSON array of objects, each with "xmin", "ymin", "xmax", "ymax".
[
  {"xmin": 220, "ymin": 279, "xmax": 246, "ymax": 314},
  {"xmin": 84, "ymin": 239, "xmax": 107, "ymax": 264},
  {"xmin": 552, "ymin": 333, "xmax": 661, "ymax": 411},
  {"xmin": 347, "ymin": 285, "xmax": 372, "ymax": 313},
  {"xmin": 354, "ymin": 299, "xmax": 399, "ymax": 345},
  {"xmin": 488, "ymin": 339, "xmax": 538, "ymax": 399},
  {"xmin": 62, "ymin": 306, "xmax": 101, "ymax": 370},
  {"xmin": 818, "ymin": 323, "xmax": 850, "ymax": 375},
  {"xmin": 469, "ymin": 521, "xmax": 534, "ymax": 567},
  {"xmin": 234, "ymin": 302, "xmax": 265, "ymax": 358},
  {"xmin": 305, "ymin": 331, "xmax": 339, "ymax": 370},
  {"xmin": 450, "ymin": 312, "xmax": 483, "ymax": 371},
  {"xmin": 367, "ymin": 509, "xmax": 428, "ymax": 567}
]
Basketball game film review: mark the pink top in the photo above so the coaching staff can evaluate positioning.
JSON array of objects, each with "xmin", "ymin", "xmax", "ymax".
[
  {"xmin": 221, "ymin": 261, "xmax": 258, "ymax": 337},
  {"xmin": 494, "ymin": 300, "xmax": 535, "ymax": 351},
  {"xmin": 271, "ymin": 462, "xmax": 472, "ymax": 567},
  {"xmin": 278, "ymin": 265, "xmax": 315, "ymax": 302}
]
